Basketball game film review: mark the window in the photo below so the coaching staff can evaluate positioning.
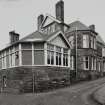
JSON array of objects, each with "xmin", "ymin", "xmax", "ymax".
[
  {"xmin": 3, "ymin": 76, "xmax": 7, "ymax": 88},
  {"xmin": 52, "ymin": 24, "xmax": 55, "ymax": 33},
  {"xmin": 47, "ymin": 51, "xmax": 54, "ymax": 65},
  {"xmin": 83, "ymin": 35, "xmax": 89, "ymax": 48},
  {"xmin": 70, "ymin": 56, "xmax": 74, "ymax": 70},
  {"xmin": 91, "ymin": 57, "xmax": 94, "ymax": 70},
  {"xmin": 102, "ymin": 48, "xmax": 105, "ymax": 57},
  {"xmin": 46, "ymin": 44, "xmax": 69, "ymax": 67},
  {"xmin": 94, "ymin": 38, "xmax": 96, "ymax": 49},
  {"xmin": 90, "ymin": 37, "xmax": 94, "ymax": 48},
  {"xmin": 56, "ymin": 46, "xmax": 62, "ymax": 66},
  {"xmin": 69, "ymin": 36, "xmax": 74, "ymax": 48},
  {"xmin": 92, "ymin": 58, "xmax": 96, "ymax": 70},
  {"xmin": 83, "ymin": 56, "xmax": 89, "ymax": 70},
  {"xmin": 47, "ymin": 44, "xmax": 54, "ymax": 65},
  {"xmin": 63, "ymin": 49, "xmax": 68, "ymax": 66},
  {"xmin": 98, "ymin": 62, "xmax": 101, "ymax": 72}
]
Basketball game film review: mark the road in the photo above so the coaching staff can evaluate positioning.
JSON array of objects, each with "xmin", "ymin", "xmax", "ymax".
[{"xmin": 0, "ymin": 78, "xmax": 105, "ymax": 105}]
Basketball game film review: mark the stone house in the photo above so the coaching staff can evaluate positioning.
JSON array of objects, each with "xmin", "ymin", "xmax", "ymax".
[{"xmin": 0, "ymin": 0, "xmax": 105, "ymax": 92}]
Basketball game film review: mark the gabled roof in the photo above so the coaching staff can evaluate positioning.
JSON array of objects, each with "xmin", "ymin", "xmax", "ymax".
[
  {"xmin": 41, "ymin": 14, "xmax": 61, "ymax": 28},
  {"xmin": 67, "ymin": 21, "xmax": 90, "ymax": 32},
  {"xmin": 41, "ymin": 14, "xmax": 69, "ymax": 28},
  {"xmin": 19, "ymin": 30, "xmax": 71, "ymax": 48}
]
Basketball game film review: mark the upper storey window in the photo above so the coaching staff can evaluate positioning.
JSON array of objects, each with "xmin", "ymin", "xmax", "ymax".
[
  {"xmin": 43, "ymin": 24, "xmax": 56, "ymax": 35},
  {"xmin": 83, "ymin": 35, "xmax": 89, "ymax": 48},
  {"xmin": 90, "ymin": 37, "xmax": 94, "ymax": 48},
  {"xmin": 69, "ymin": 36, "xmax": 74, "ymax": 49},
  {"xmin": 94, "ymin": 38, "xmax": 96, "ymax": 49},
  {"xmin": 90, "ymin": 36, "xmax": 96, "ymax": 49}
]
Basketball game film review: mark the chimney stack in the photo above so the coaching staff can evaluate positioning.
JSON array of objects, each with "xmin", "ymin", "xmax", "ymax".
[
  {"xmin": 55, "ymin": 0, "xmax": 64, "ymax": 22},
  {"xmin": 9, "ymin": 31, "xmax": 20, "ymax": 44},
  {"xmin": 37, "ymin": 14, "xmax": 44, "ymax": 30},
  {"xmin": 89, "ymin": 24, "xmax": 95, "ymax": 31}
]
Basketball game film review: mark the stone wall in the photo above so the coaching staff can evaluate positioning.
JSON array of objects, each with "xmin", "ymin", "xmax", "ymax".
[{"xmin": 0, "ymin": 66, "xmax": 70, "ymax": 93}]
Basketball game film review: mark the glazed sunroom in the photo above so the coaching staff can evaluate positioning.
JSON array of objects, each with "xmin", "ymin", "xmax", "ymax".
[{"xmin": 0, "ymin": 31, "xmax": 71, "ymax": 70}]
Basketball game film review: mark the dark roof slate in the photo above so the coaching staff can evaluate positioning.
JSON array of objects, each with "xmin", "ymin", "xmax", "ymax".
[
  {"xmin": 96, "ymin": 35, "xmax": 105, "ymax": 45},
  {"xmin": 68, "ymin": 21, "xmax": 90, "ymax": 32},
  {"xmin": 19, "ymin": 30, "xmax": 60, "ymax": 42}
]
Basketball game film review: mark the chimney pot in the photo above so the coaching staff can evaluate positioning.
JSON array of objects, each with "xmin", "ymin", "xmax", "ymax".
[
  {"xmin": 37, "ymin": 14, "xmax": 44, "ymax": 30},
  {"xmin": 55, "ymin": 0, "xmax": 64, "ymax": 22},
  {"xmin": 89, "ymin": 24, "xmax": 95, "ymax": 31},
  {"xmin": 9, "ymin": 30, "xmax": 20, "ymax": 44}
]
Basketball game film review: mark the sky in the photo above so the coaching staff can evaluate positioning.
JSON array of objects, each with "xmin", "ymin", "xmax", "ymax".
[{"xmin": 0, "ymin": 0, "xmax": 105, "ymax": 49}]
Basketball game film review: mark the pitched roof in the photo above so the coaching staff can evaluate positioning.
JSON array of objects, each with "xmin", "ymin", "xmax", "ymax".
[
  {"xmin": 19, "ymin": 30, "xmax": 61, "ymax": 42},
  {"xmin": 67, "ymin": 21, "xmax": 105, "ymax": 46},
  {"xmin": 96, "ymin": 35, "xmax": 105, "ymax": 45},
  {"xmin": 41, "ymin": 14, "xmax": 61, "ymax": 28},
  {"xmin": 19, "ymin": 31, "xmax": 46, "ymax": 42},
  {"xmin": 67, "ymin": 21, "xmax": 90, "ymax": 32}
]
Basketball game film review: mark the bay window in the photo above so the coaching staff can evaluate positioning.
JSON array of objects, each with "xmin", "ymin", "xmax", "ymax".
[
  {"xmin": 94, "ymin": 58, "xmax": 96, "ymax": 70},
  {"xmin": 98, "ymin": 61, "xmax": 101, "ymax": 72},
  {"xmin": 91, "ymin": 57, "xmax": 96, "ymax": 70},
  {"xmin": 83, "ymin": 35, "xmax": 89, "ymax": 48},
  {"xmin": 56, "ymin": 46, "xmax": 62, "ymax": 65},
  {"xmin": 47, "ymin": 44, "xmax": 69, "ymax": 67},
  {"xmin": 83, "ymin": 56, "xmax": 89, "ymax": 70},
  {"xmin": 94, "ymin": 38, "xmax": 96, "ymax": 49},
  {"xmin": 47, "ymin": 44, "xmax": 54, "ymax": 65},
  {"xmin": 90, "ymin": 37, "xmax": 94, "ymax": 48},
  {"xmin": 63, "ymin": 49, "xmax": 68, "ymax": 66}
]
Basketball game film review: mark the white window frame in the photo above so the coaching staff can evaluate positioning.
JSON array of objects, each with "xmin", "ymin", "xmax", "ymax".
[
  {"xmin": 83, "ymin": 56, "xmax": 89, "ymax": 70},
  {"xmin": 83, "ymin": 35, "xmax": 89, "ymax": 48},
  {"xmin": 90, "ymin": 37, "xmax": 94, "ymax": 48},
  {"xmin": 46, "ymin": 43, "xmax": 69, "ymax": 67},
  {"xmin": 69, "ymin": 36, "xmax": 74, "ymax": 49},
  {"xmin": 94, "ymin": 38, "xmax": 96, "ymax": 49},
  {"xmin": 91, "ymin": 57, "xmax": 94, "ymax": 70}
]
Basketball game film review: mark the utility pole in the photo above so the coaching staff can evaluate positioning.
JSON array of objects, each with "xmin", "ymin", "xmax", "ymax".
[
  {"xmin": 32, "ymin": 68, "xmax": 35, "ymax": 93},
  {"xmin": 75, "ymin": 27, "xmax": 78, "ymax": 80}
]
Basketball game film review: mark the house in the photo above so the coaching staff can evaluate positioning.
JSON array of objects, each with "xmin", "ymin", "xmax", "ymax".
[
  {"xmin": 0, "ymin": 0, "xmax": 105, "ymax": 93},
  {"xmin": 0, "ymin": 0, "xmax": 71, "ymax": 93},
  {"xmin": 65, "ymin": 21, "xmax": 105, "ymax": 81}
]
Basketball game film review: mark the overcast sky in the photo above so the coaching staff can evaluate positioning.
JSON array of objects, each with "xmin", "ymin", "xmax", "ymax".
[{"xmin": 0, "ymin": 0, "xmax": 105, "ymax": 49}]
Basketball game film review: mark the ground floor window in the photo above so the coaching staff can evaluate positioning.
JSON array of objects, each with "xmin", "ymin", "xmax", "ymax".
[
  {"xmin": 103, "ymin": 62, "xmax": 105, "ymax": 71},
  {"xmin": 2, "ymin": 75, "xmax": 7, "ymax": 88},
  {"xmin": 83, "ymin": 56, "xmax": 89, "ymax": 70},
  {"xmin": 98, "ymin": 61, "xmax": 101, "ymax": 72},
  {"xmin": 47, "ymin": 44, "xmax": 69, "ymax": 67},
  {"xmin": 56, "ymin": 52, "xmax": 61, "ymax": 65},
  {"xmin": 91, "ymin": 57, "xmax": 96, "ymax": 70},
  {"xmin": 93, "ymin": 58, "xmax": 96, "ymax": 70},
  {"xmin": 47, "ymin": 51, "xmax": 54, "ymax": 65}
]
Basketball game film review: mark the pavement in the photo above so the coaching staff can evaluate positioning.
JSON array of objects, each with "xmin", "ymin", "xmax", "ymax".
[
  {"xmin": 93, "ymin": 83, "xmax": 105, "ymax": 105},
  {"xmin": 0, "ymin": 78, "xmax": 105, "ymax": 105}
]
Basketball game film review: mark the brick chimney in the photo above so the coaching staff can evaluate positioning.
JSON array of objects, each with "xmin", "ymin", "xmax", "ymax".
[
  {"xmin": 37, "ymin": 14, "xmax": 44, "ymax": 30},
  {"xmin": 9, "ymin": 31, "xmax": 20, "ymax": 44},
  {"xmin": 89, "ymin": 24, "xmax": 95, "ymax": 31},
  {"xmin": 55, "ymin": 0, "xmax": 64, "ymax": 22}
]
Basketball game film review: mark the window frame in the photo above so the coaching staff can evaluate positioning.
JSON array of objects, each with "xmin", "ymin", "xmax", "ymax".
[{"xmin": 83, "ymin": 35, "xmax": 89, "ymax": 48}]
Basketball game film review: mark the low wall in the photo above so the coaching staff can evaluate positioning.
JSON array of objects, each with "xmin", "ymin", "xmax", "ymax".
[{"xmin": 0, "ymin": 66, "xmax": 70, "ymax": 93}]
